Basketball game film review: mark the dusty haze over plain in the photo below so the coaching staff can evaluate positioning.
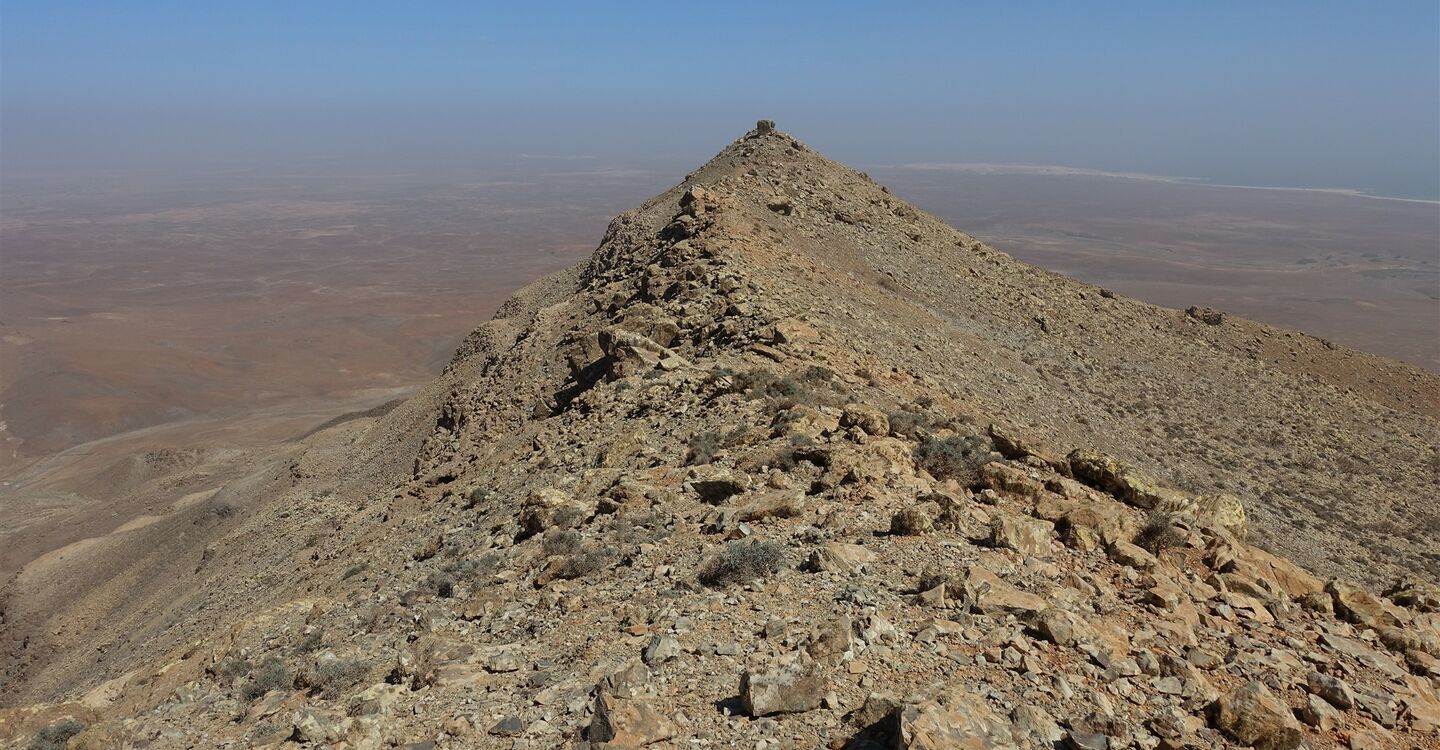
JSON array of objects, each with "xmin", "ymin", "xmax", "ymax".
[{"xmin": 4, "ymin": 2, "xmax": 1439, "ymax": 199}]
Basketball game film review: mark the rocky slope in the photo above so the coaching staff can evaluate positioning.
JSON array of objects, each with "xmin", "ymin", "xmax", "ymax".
[{"xmin": 2, "ymin": 122, "xmax": 1438, "ymax": 750}]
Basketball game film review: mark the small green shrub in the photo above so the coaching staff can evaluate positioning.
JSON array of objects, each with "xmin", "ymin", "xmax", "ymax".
[
  {"xmin": 602, "ymin": 512, "xmax": 668, "ymax": 546},
  {"xmin": 724, "ymin": 366, "xmax": 842, "ymax": 408},
  {"xmin": 913, "ymin": 434, "xmax": 991, "ymax": 483},
  {"xmin": 294, "ymin": 628, "xmax": 324, "ymax": 654},
  {"xmin": 552, "ymin": 504, "xmax": 590, "ymax": 528},
  {"xmin": 422, "ymin": 571, "xmax": 455, "ymax": 598},
  {"xmin": 240, "ymin": 656, "xmax": 291, "ymax": 702},
  {"xmin": 887, "ymin": 410, "xmax": 930, "ymax": 439},
  {"xmin": 312, "ymin": 658, "xmax": 370, "ymax": 699},
  {"xmin": 687, "ymin": 431, "xmax": 723, "ymax": 465},
  {"xmin": 27, "ymin": 719, "xmax": 85, "ymax": 750},
  {"xmin": 464, "ymin": 487, "xmax": 491, "ymax": 510},
  {"xmin": 698, "ymin": 539, "xmax": 785, "ymax": 588},
  {"xmin": 541, "ymin": 528, "xmax": 583, "ymax": 557},
  {"xmin": 444, "ymin": 552, "xmax": 502, "ymax": 581},
  {"xmin": 552, "ymin": 546, "xmax": 613, "ymax": 580},
  {"xmin": 216, "ymin": 656, "xmax": 252, "ymax": 684},
  {"xmin": 1134, "ymin": 511, "xmax": 1185, "ymax": 556}
]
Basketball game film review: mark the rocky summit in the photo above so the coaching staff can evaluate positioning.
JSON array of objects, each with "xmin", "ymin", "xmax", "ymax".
[{"xmin": 2, "ymin": 122, "xmax": 1438, "ymax": 749}]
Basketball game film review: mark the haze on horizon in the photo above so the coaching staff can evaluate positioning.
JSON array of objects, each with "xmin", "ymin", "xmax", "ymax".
[{"xmin": 3, "ymin": 1, "xmax": 1439, "ymax": 200}]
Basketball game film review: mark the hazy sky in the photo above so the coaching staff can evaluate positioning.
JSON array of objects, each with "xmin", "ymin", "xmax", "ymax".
[{"xmin": 4, "ymin": 1, "xmax": 1438, "ymax": 198}]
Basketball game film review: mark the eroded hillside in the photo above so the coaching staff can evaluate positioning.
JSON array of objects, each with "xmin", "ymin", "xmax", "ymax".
[{"xmin": 3, "ymin": 123, "xmax": 1438, "ymax": 749}]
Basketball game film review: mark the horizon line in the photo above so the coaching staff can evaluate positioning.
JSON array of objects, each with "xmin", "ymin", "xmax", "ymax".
[{"xmin": 883, "ymin": 162, "xmax": 1440, "ymax": 205}]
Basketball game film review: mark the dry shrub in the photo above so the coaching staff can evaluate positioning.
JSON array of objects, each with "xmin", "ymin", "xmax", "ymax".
[
  {"xmin": 551, "ymin": 546, "xmax": 613, "ymax": 580},
  {"xmin": 1134, "ymin": 511, "xmax": 1185, "ymax": 556},
  {"xmin": 27, "ymin": 719, "xmax": 85, "ymax": 750},
  {"xmin": 913, "ymin": 434, "xmax": 991, "ymax": 483},
  {"xmin": 311, "ymin": 658, "xmax": 370, "ymax": 698},
  {"xmin": 698, "ymin": 539, "xmax": 785, "ymax": 588},
  {"xmin": 541, "ymin": 528, "xmax": 583, "ymax": 557},
  {"xmin": 687, "ymin": 431, "xmax": 723, "ymax": 465},
  {"xmin": 240, "ymin": 656, "xmax": 291, "ymax": 702}
]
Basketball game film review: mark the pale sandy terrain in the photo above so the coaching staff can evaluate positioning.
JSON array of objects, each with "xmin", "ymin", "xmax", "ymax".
[
  {"xmin": 0, "ymin": 159, "xmax": 678, "ymax": 471},
  {"xmin": 871, "ymin": 166, "xmax": 1440, "ymax": 370}
]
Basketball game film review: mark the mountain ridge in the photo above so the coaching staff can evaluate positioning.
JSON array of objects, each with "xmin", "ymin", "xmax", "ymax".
[{"xmin": 2, "ymin": 122, "xmax": 1437, "ymax": 749}]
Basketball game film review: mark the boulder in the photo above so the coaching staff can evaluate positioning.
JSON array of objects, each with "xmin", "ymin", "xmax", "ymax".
[
  {"xmin": 484, "ymin": 649, "xmax": 522, "ymax": 673},
  {"xmin": 1045, "ymin": 475, "xmax": 1102, "ymax": 501},
  {"xmin": 1209, "ymin": 681, "xmax": 1304, "ymax": 750},
  {"xmin": 978, "ymin": 463, "xmax": 1044, "ymax": 500},
  {"xmin": 891, "ymin": 503, "xmax": 938, "ymax": 536},
  {"xmin": 291, "ymin": 708, "xmax": 344, "ymax": 744},
  {"xmin": 349, "ymin": 683, "xmax": 404, "ymax": 717},
  {"xmin": 685, "ymin": 469, "xmax": 751, "ymax": 504},
  {"xmin": 988, "ymin": 511, "xmax": 1055, "ymax": 557},
  {"xmin": 1307, "ymin": 671, "xmax": 1356, "ymax": 710},
  {"xmin": 1060, "ymin": 505, "xmax": 1132, "ymax": 552},
  {"xmin": 806, "ymin": 617, "xmax": 855, "ymax": 664},
  {"xmin": 1395, "ymin": 674, "xmax": 1440, "ymax": 734},
  {"xmin": 740, "ymin": 661, "xmax": 826, "ymax": 716},
  {"xmin": 737, "ymin": 489, "xmax": 806, "ymax": 521},
  {"xmin": 599, "ymin": 328, "xmax": 683, "ymax": 379},
  {"xmin": 1346, "ymin": 727, "xmax": 1397, "ymax": 750},
  {"xmin": 1297, "ymin": 693, "xmax": 1340, "ymax": 731},
  {"xmin": 895, "ymin": 684, "xmax": 1018, "ymax": 749},
  {"xmin": 841, "ymin": 404, "xmax": 890, "ymax": 437},
  {"xmin": 1328, "ymin": 579, "xmax": 1403, "ymax": 630},
  {"xmin": 1211, "ymin": 542, "xmax": 1323, "ymax": 599},
  {"xmin": 806, "ymin": 542, "xmax": 878, "ymax": 574},
  {"xmin": 1385, "ymin": 577, "xmax": 1440, "ymax": 612},
  {"xmin": 987, "ymin": 424, "xmax": 1069, "ymax": 475},
  {"xmin": 641, "ymin": 635, "xmax": 680, "ymax": 666},
  {"xmin": 964, "ymin": 565, "xmax": 1046, "ymax": 616},
  {"xmin": 516, "ymin": 488, "xmax": 595, "ymax": 540},
  {"xmin": 1032, "ymin": 492, "xmax": 1078, "ymax": 522},
  {"xmin": 1063, "ymin": 731, "xmax": 1108, "ymax": 750},
  {"xmin": 589, "ymin": 692, "xmax": 677, "ymax": 747},
  {"xmin": 614, "ymin": 303, "xmax": 681, "ymax": 348},
  {"xmin": 1185, "ymin": 306, "xmax": 1225, "ymax": 325},
  {"xmin": 1319, "ymin": 633, "xmax": 1408, "ymax": 680},
  {"xmin": 1027, "ymin": 608, "xmax": 1095, "ymax": 647},
  {"xmin": 1193, "ymin": 493, "xmax": 1247, "ymax": 538},
  {"xmin": 843, "ymin": 692, "xmax": 906, "ymax": 746},
  {"xmin": 1108, "ymin": 541, "xmax": 1158, "ymax": 571},
  {"xmin": 772, "ymin": 404, "xmax": 838, "ymax": 439},
  {"xmin": 860, "ymin": 437, "xmax": 919, "ymax": 476},
  {"xmin": 771, "ymin": 318, "xmax": 818, "ymax": 345},
  {"xmin": 1010, "ymin": 705, "xmax": 1064, "ymax": 748},
  {"xmin": 1067, "ymin": 449, "xmax": 1192, "ymax": 512},
  {"xmin": 1299, "ymin": 590, "xmax": 1335, "ymax": 614}
]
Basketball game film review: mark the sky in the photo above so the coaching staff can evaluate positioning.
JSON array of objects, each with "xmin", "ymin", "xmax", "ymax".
[{"xmin": 3, "ymin": 1, "xmax": 1438, "ymax": 198}]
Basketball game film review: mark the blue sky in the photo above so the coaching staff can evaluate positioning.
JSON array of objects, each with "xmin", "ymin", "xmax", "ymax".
[{"xmin": 3, "ymin": 1, "xmax": 1438, "ymax": 197}]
